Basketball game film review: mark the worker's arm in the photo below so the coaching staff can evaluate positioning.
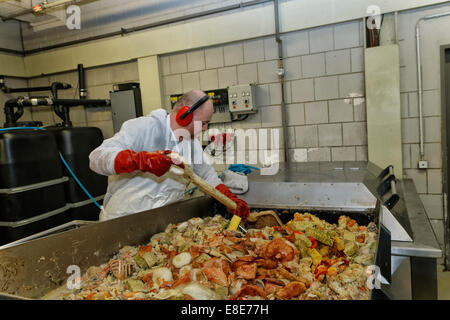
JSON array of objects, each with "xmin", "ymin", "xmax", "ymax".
[
  {"xmin": 89, "ymin": 117, "xmax": 183, "ymax": 176},
  {"xmin": 215, "ymin": 184, "xmax": 250, "ymax": 220},
  {"xmin": 89, "ymin": 121, "xmax": 136, "ymax": 176}
]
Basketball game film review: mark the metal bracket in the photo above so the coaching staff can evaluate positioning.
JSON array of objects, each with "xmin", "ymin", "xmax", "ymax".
[
  {"xmin": 384, "ymin": 194, "xmax": 400, "ymax": 210},
  {"xmin": 377, "ymin": 174, "xmax": 396, "ymax": 196},
  {"xmin": 377, "ymin": 165, "xmax": 393, "ymax": 180},
  {"xmin": 376, "ymin": 165, "xmax": 400, "ymax": 210}
]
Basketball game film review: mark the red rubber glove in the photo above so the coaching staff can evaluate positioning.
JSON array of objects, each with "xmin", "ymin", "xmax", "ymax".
[
  {"xmin": 215, "ymin": 183, "xmax": 250, "ymax": 220},
  {"xmin": 114, "ymin": 150, "xmax": 184, "ymax": 177}
]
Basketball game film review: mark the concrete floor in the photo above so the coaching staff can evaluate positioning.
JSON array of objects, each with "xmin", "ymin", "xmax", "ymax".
[{"xmin": 438, "ymin": 261, "xmax": 450, "ymax": 300}]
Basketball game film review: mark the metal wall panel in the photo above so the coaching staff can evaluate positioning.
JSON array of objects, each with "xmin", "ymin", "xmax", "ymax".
[{"xmin": 365, "ymin": 44, "xmax": 403, "ymax": 178}]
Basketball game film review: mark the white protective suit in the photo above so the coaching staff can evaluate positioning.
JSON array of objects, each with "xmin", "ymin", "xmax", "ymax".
[{"xmin": 89, "ymin": 108, "xmax": 222, "ymax": 221}]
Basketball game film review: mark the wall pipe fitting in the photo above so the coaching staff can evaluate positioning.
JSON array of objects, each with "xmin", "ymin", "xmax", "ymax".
[
  {"xmin": 274, "ymin": 0, "xmax": 289, "ymax": 165},
  {"xmin": 415, "ymin": 11, "xmax": 450, "ymax": 160}
]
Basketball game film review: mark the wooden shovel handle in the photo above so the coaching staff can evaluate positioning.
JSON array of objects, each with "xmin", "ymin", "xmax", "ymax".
[
  {"xmin": 184, "ymin": 165, "xmax": 237, "ymax": 211},
  {"xmin": 168, "ymin": 152, "xmax": 237, "ymax": 211}
]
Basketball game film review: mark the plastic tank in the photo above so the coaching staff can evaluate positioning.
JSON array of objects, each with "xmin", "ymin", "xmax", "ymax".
[
  {"xmin": 46, "ymin": 126, "xmax": 107, "ymax": 221},
  {"xmin": 0, "ymin": 129, "xmax": 69, "ymax": 244}
]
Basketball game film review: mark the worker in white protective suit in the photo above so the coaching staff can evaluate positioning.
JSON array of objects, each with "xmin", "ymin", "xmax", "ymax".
[{"xmin": 89, "ymin": 90, "xmax": 249, "ymax": 221}]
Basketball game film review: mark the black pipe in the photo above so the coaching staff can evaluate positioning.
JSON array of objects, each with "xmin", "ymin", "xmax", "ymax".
[
  {"xmin": 7, "ymin": 97, "xmax": 110, "ymax": 107},
  {"xmin": 3, "ymin": 97, "xmax": 110, "ymax": 127},
  {"xmin": 53, "ymin": 99, "xmax": 110, "ymax": 107},
  {"xmin": 0, "ymin": 80, "xmax": 71, "ymax": 94},
  {"xmin": 77, "ymin": 64, "xmax": 87, "ymax": 99},
  {"xmin": 4, "ymin": 99, "xmax": 24, "ymax": 124},
  {"xmin": 51, "ymin": 82, "xmax": 64, "ymax": 125}
]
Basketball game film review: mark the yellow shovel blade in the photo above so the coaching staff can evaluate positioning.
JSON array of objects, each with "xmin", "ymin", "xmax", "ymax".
[{"xmin": 227, "ymin": 215, "xmax": 242, "ymax": 231}]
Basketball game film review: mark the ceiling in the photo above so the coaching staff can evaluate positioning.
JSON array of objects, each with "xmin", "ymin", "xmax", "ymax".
[
  {"xmin": 0, "ymin": 0, "xmax": 248, "ymax": 31},
  {"xmin": 0, "ymin": 0, "xmax": 69, "ymax": 30},
  {"xmin": 0, "ymin": 0, "xmax": 260, "ymax": 50}
]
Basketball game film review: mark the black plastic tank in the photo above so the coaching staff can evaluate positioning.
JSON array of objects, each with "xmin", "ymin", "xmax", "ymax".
[
  {"xmin": 0, "ymin": 129, "xmax": 69, "ymax": 244},
  {"xmin": 46, "ymin": 126, "xmax": 107, "ymax": 221}
]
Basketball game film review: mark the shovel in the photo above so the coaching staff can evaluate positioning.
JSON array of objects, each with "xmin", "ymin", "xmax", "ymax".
[{"xmin": 168, "ymin": 153, "xmax": 242, "ymax": 231}]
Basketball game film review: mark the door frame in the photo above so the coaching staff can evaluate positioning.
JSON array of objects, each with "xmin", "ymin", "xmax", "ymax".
[{"xmin": 440, "ymin": 44, "xmax": 450, "ymax": 270}]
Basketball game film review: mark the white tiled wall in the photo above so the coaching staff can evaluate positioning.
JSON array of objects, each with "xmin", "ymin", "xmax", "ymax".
[
  {"xmin": 159, "ymin": 9, "xmax": 448, "ymax": 248},
  {"xmin": 160, "ymin": 19, "xmax": 366, "ymax": 167},
  {"xmin": 398, "ymin": 3, "xmax": 450, "ymax": 249},
  {"xmin": 1, "ymin": 61, "xmax": 139, "ymax": 139}
]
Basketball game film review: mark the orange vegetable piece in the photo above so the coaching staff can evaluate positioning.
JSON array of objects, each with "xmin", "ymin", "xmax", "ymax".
[
  {"xmin": 261, "ymin": 239, "xmax": 294, "ymax": 261},
  {"xmin": 308, "ymin": 237, "xmax": 318, "ymax": 249},
  {"xmin": 235, "ymin": 262, "xmax": 257, "ymax": 280},
  {"xmin": 255, "ymin": 258, "xmax": 278, "ymax": 269},
  {"xmin": 219, "ymin": 245, "xmax": 232, "ymax": 254},
  {"xmin": 86, "ymin": 292, "xmax": 96, "ymax": 300},
  {"xmin": 138, "ymin": 245, "xmax": 153, "ymax": 256},
  {"xmin": 356, "ymin": 234, "xmax": 366, "ymax": 243},
  {"xmin": 264, "ymin": 282, "xmax": 283, "ymax": 295},
  {"xmin": 347, "ymin": 219, "xmax": 356, "ymax": 227},
  {"xmin": 230, "ymin": 284, "xmax": 266, "ymax": 300},
  {"xmin": 276, "ymin": 282, "xmax": 306, "ymax": 299},
  {"xmin": 123, "ymin": 292, "xmax": 135, "ymax": 298},
  {"xmin": 202, "ymin": 266, "xmax": 228, "ymax": 286},
  {"xmin": 141, "ymin": 272, "xmax": 153, "ymax": 286}
]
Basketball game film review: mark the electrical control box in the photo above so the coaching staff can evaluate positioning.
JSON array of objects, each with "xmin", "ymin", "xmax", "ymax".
[
  {"xmin": 170, "ymin": 88, "xmax": 231, "ymax": 124},
  {"xmin": 110, "ymin": 83, "xmax": 143, "ymax": 133},
  {"xmin": 228, "ymin": 84, "xmax": 257, "ymax": 114}
]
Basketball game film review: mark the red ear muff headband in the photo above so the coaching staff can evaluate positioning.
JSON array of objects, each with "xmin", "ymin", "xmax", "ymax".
[{"xmin": 176, "ymin": 95, "xmax": 210, "ymax": 126}]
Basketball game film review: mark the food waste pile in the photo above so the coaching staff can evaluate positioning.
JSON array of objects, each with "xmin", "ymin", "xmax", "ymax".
[{"xmin": 44, "ymin": 212, "xmax": 378, "ymax": 300}]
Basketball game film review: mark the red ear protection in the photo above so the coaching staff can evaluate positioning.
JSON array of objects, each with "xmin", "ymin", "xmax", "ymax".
[
  {"xmin": 176, "ymin": 106, "xmax": 193, "ymax": 126},
  {"xmin": 175, "ymin": 95, "xmax": 210, "ymax": 127}
]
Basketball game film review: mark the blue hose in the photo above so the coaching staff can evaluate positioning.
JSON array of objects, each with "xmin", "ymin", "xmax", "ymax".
[
  {"xmin": 58, "ymin": 152, "xmax": 102, "ymax": 210},
  {"xmin": 0, "ymin": 126, "xmax": 102, "ymax": 210}
]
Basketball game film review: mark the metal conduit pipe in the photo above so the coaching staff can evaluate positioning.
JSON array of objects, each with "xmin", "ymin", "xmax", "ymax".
[
  {"xmin": 416, "ymin": 11, "xmax": 450, "ymax": 160},
  {"xmin": 274, "ymin": 0, "xmax": 289, "ymax": 165}
]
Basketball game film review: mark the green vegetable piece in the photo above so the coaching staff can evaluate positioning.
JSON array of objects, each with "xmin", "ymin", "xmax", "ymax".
[
  {"xmin": 195, "ymin": 253, "xmax": 211, "ymax": 264},
  {"xmin": 126, "ymin": 279, "xmax": 146, "ymax": 292},
  {"xmin": 292, "ymin": 220, "xmax": 313, "ymax": 232},
  {"xmin": 179, "ymin": 242, "xmax": 193, "ymax": 252},
  {"xmin": 344, "ymin": 241, "xmax": 359, "ymax": 257},
  {"xmin": 137, "ymin": 269, "xmax": 152, "ymax": 279},
  {"xmin": 305, "ymin": 227, "xmax": 334, "ymax": 246},
  {"xmin": 142, "ymin": 252, "xmax": 157, "ymax": 268},
  {"xmin": 295, "ymin": 233, "xmax": 312, "ymax": 247},
  {"xmin": 213, "ymin": 284, "xmax": 229, "ymax": 299},
  {"xmin": 343, "ymin": 230, "xmax": 355, "ymax": 242},
  {"xmin": 294, "ymin": 240, "xmax": 308, "ymax": 258},
  {"xmin": 134, "ymin": 254, "xmax": 148, "ymax": 269}
]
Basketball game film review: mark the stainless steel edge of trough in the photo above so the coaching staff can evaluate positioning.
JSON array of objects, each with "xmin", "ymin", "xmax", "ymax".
[{"xmin": 0, "ymin": 197, "xmax": 220, "ymax": 299}]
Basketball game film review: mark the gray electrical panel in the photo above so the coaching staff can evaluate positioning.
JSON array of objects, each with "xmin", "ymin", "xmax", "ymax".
[{"xmin": 110, "ymin": 83, "xmax": 143, "ymax": 133}]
